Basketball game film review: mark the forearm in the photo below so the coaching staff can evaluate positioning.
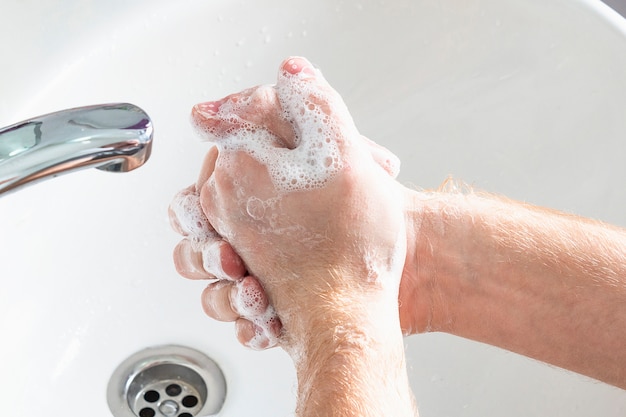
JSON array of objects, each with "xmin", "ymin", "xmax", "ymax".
[
  {"xmin": 295, "ymin": 330, "xmax": 416, "ymax": 417},
  {"xmin": 284, "ymin": 286, "xmax": 418, "ymax": 417},
  {"xmin": 415, "ymin": 191, "xmax": 626, "ymax": 388}
]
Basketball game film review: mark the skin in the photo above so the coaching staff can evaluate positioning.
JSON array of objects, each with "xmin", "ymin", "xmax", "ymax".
[
  {"xmin": 170, "ymin": 56, "xmax": 626, "ymax": 415},
  {"xmin": 171, "ymin": 56, "xmax": 417, "ymax": 416},
  {"xmin": 404, "ymin": 191, "xmax": 626, "ymax": 389}
]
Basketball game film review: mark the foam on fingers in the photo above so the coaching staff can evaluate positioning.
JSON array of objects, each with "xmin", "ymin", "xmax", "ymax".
[
  {"xmin": 173, "ymin": 239, "xmax": 212, "ymax": 280},
  {"xmin": 233, "ymin": 277, "xmax": 281, "ymax": 349},
  {"xmin": 233, "ymin": 276, "xmax": 269, "ymax": 315},
  {"xmin": 201, "ymin": 280, "xmax": 240, "ymax": 322},
  {"xmin": 171, "ymin": 183, "xmax": 247, "ymax": 281},
  {"xmin": 184, "ymin": 56, "xmax": 371, "ymax": 350},
  {"xmin": 240, "ymin": 309, "xmax": 281, "ymax": 350},
  {"xmin": 200, "ymin": 240, "xmax": 245, "ymax": 281},
  {"xmin": 191, "ymin": 89, "xmax": 256, "ymax": 141},
  {"xmin": 170, "ymin": 187, "xmax": 215, "ymax": 240},
  {"xmin": 235, "ymin": 319, "xmax": 270, "ymax": 350},
  {"xmin": 196, "ymin": 145, "xmax": 219, "ymax": 192},
  {"xmin": 194, "ymin": 57, "xmax": 362, "ymax": 194},
  {"xmin": 280, "ymin": 56, "xmax": 318, "ymax": 77}
]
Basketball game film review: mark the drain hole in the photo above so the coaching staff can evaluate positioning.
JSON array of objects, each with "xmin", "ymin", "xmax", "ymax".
[
  {"xmin": 143, "ymin": 390, "xmax": 160, "ymax": 403},
  {"xmin": 107, "ymin": 345, "xmax": 226, "ymax": 417},
  {"xmin": 138, "ymin": 408, "xmax": 155, "ymax": 417},
  {"xmin": 165, "ymin": 383, "xmax": 182, "ymax": 397},
  {"xmin": 182, "ymin": 395, "xmax": 199, "ymax": 408}
]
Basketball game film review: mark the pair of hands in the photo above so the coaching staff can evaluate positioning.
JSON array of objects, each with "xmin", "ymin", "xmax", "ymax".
[{"xmin": 169, "ymin": 57, "xmax": 419, "ymax": 352}]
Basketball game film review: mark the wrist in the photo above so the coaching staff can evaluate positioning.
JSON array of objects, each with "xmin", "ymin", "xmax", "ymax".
[
  {"xmin": 290, "ymin": 295, "xmax": 416, "ymax": 417},
  {"xmin": 399, "ymin": 189, "xmax": 474, "ymax": 334},
  {"xmin": 282, "ymin": 274, "xmax": 404, "ymax": 353}
]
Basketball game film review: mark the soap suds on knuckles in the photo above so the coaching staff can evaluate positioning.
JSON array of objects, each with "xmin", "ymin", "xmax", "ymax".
[
  {"xmin": 193, "ymin": 69, "xmax": 351, "ymax": 194},
  {"xmin": 170, "ymin": 189, "xmax": 215, "ymax": 241},
  {"xmin": 178, "ymin": 67, "xmax": 352, "ymax": 349}
]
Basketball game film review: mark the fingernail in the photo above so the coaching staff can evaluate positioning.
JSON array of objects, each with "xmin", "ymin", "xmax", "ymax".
[
  {"xmin": 194, "ymin": 100, "xmax": 222, "ymax": 117},
  {"xmin": 283, "ymin": 57, "xmax": 316, "ymax": 76}
]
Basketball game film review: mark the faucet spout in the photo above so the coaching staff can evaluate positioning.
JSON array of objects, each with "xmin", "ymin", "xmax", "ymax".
[{"xmin": 0, "ymin": 103, "xmax": 153, "ymax": 196}]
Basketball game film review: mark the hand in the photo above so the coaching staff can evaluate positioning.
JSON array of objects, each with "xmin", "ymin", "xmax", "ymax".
[
  {"xmin": 170, "ymin": 56, "xmax": 419, "ymax": 351},
  {"xmin": 172, "ymin": 57, "xmax": 626, "ymax": 394}
]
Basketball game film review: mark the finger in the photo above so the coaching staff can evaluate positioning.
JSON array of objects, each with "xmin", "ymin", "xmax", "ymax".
[
  {"xmin": 232, "ymin": 276, "xmax": 270, "ymax": 316},
  {"xmin": 173, "ymin": 239, "xmax": 212, "ymax": 279},
  {"xmin": 276, "ymin": 56, "xmax": 359, "ymax": 148},
  {"xmin": 232, "ymin": 276, "xmax": 282, "ymax": 350},
  {"xmin": 191, "ymin": 86, "xmax": 295, "ymax": 147},
  {"xmin": 168, "ymin": 185, "xmax": 195, "ymax": 236},
  {"xmin": 197, "ymin": 170, "xmax": 227, "ymax": 239},
  {"xmin": 173, "ymin": 238, "xmax": 246, "ymax": 281},
  {"xmin": 272, "ymin": 56, "xmax": 366, "ymax": 192},
  {"xmin": 259, "ymin": 310, "xmax": 282, "ymax": 345},
  {"xmin": 235, "ymin": 318, "xmax": 269, "ymax": 349},
  {"xmin": 196, "ymin": 145, "xmax": 219, "ymax": 192},
  {"xmin": 200, "ymin": 239, "xmax": 246, "ymax": 281},
  {"xmin": 235, "ymin": 318, "xmax": 280, "ymax": 350},
  {"xmin": 169, "ymin": 186, "xmax": 215, "ymax": 239},
  {"xmin": 201, "ymin": 280, "xmax": 239, "ymax": 322},
  {"xmin": 235, "ymin": 312, "xmax": 282, "ymax": 350},
  {"xmin": 191, "ymin": 92, "xmax": 245, "ymax": 139}
]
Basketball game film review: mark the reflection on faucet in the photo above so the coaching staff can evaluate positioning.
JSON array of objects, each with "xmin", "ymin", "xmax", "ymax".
[
  {"xmin": 0, "ymin": 103, "xmax": 154, "ymax": 196},
  {"xmin": 0, "ymin": 121, "xmax": 42, "ymax": 159}
]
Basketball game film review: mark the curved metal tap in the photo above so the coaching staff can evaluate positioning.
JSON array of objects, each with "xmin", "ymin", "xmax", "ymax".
[{"xmin": 0, "ymin": 103, "xmax": 153, "ymax": 196}]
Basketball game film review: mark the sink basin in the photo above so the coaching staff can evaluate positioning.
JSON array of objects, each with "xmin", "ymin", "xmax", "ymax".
[{"xmin": 1, "ymin": 1, "xmax": 625, "ymax": 416}]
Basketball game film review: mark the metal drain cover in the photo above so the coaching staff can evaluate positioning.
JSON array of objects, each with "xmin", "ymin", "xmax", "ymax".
[{"xmin": 107, "ymin": 345, "xmax": 227, "ymax": 417}]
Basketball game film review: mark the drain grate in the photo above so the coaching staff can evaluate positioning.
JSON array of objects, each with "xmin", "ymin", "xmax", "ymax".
[
  {"xmin": 133, "ymin": 380, "xmax": 200, "ymax": 417},
  {"xmin": 108, "ymin": 345, "xmax": 227, "ymax": 417},
  {"xmin": 128, "ymin": 369, "xmax": 204, "ymax": 417}
]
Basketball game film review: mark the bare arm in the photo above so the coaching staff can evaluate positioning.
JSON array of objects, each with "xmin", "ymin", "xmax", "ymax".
[
  {"xmin": 172, "ymin": 56, "xmax": 625, "ymax": 417},
  {"xmin": 288, "ymin": 274, "xmax": 417, "ymax": 417},
  {"xmin": 171, "ymin": 56, "xmax": 419, "ymax": 416},
  {"xmin": 403, "ymin": 190, "xmax": 626, "ymax": 389}
]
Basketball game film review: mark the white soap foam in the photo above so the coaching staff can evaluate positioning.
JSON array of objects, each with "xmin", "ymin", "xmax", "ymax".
[
  {"xmin": 170, "ymin": 189, "xmax": 215, "ymax": 240},
  {"xmin": 234, "ymin": 279, "xmax": 280, "ymax": 349},
  {"xmin": 193, "ymin": 68, "xmax": 355, "ymax": 194},
  {"xmin": 246, "ymin": 306, "xmax": 280, "ymax": 350},
  {"xmin": 172, "ymin": 187, "xmax": 280, "ymax": 348},
  {"xmin": 171, "ymin": 188, "xmax": 239, "ymax": 280},
  {"xmin": 234, "ymin": 278, "xmax": 267, "ymax": 316},
  {"xmin": 200, "ymin": 240, "xmax": 227, "ymax": 280}
]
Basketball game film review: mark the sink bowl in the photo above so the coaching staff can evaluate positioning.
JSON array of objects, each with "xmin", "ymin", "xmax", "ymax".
[{"xmin": 1, "ymin": 1, "xmax": 626, "ymax": 416}]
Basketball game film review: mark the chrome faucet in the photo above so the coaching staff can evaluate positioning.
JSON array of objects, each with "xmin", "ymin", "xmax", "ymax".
[{"xmin": 0, "ymin": 103, "xmax": 153, "ymax": 196}]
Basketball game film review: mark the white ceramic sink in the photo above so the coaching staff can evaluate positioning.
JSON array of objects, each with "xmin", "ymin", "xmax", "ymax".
[{"xmin": 1, "ymin": 1, "xmax": 626, "ymax": 416}]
